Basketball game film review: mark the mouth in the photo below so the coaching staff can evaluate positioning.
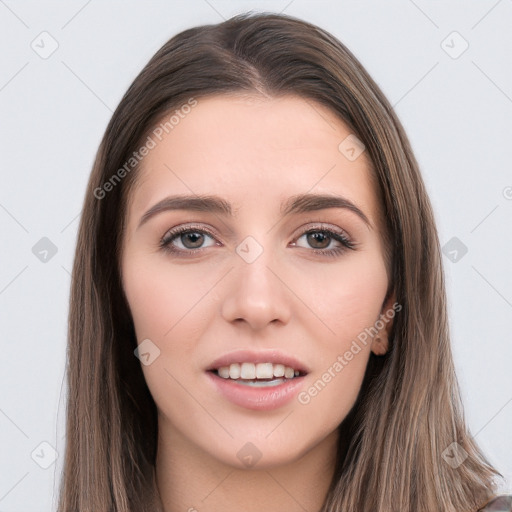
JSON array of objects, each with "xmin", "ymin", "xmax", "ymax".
[
  {"xmin": 209, "ymin": 362, "xmax": 307, "ymax": 388},
  {"xmin": 205, "ymin": 349, "xmax": 309, "ymax": 409}
]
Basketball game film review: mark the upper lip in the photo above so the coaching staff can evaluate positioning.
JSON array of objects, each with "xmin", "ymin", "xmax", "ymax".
[{"xmin": 206, "ymin": 349, "xmax": 310, "ymax": 374}]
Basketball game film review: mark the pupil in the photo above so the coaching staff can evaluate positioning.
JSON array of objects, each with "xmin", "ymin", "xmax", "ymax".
[
  {"xmin": 182, "ymin": 232, "xmax": 203, "ymax": 248},
  {"xmin": 308, "ymin": 232, "xmax": 329, "ymax": 249}
]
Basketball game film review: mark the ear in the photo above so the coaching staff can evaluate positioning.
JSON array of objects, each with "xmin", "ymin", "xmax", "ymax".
[{"xmin": 371, "ymin": 288, "xmax": 398, "ymax": 356}]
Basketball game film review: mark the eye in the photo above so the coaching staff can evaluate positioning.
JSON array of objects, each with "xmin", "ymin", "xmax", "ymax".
[
  {"xmin": 159, "ymin": 223, "xmax": 356, "ymax": 258},
  {"xmin": 159, "ymin": 224, "xmax": 219, "ymax": 256},
  {"xmin": 292, "ymin": 225, "xmax": 356, "ymax": 257}
]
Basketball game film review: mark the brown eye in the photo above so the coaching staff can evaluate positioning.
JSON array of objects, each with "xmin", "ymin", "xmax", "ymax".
[
  {"xmin": 293, "ymin": 227, "xmax": 356, "ymax": 258},
  {"xmin": 179, "ymin": 231, "xmax": 205, "ymax": 249},
  {"xmin": 306, "ymin": 231, "xmax": 331, "ymax": 249},
  {"xmin": 160, "ymin": 226, "xmax": 218, "ymax": 255}
]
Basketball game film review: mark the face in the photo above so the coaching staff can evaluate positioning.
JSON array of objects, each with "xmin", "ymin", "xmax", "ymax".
[{"xmin": 121, "ymin": 94, "xmax": 394, "ymax": 469}]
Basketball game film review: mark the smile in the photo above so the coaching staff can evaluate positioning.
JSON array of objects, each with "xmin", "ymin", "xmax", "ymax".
[{"xmin": 214, "ymin": 362, "xmax": 303, "ymax": 383}]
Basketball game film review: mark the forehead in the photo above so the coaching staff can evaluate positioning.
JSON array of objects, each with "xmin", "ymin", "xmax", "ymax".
[{"xmin": 127, "ymin": 94, "xmax": 379, "ymax": 225}]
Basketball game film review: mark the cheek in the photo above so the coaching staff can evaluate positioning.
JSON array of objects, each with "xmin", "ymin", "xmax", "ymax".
[
  {"xmin": 122, "ymin": 254, "xmax": 215, "ymax": 340},
  {"xmin": 301, "ymin": 251, "xmax": 389, "ymax": 353},
  {"xmin": 122, "ymin": 256, "xmax": 213, "ymax": 404},
  {"xmin": 296, "ymin": 257, "xmax": 387, "ymax": 423}
]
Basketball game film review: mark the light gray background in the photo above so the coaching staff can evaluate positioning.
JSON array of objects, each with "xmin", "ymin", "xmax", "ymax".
[{"xmin": 1, "ymin": 1, "xmax": 511, "ymax": 510}]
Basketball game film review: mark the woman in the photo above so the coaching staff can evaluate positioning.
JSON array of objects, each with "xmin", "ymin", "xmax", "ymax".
[{"xmin": 57, "ymin": 12, "xmax": 509, "ymax": 512}]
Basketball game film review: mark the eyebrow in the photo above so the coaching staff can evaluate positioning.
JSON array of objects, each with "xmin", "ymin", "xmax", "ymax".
[{"xmin": 137, "ymin": 193, "xmax": 371, "ymax": 229}]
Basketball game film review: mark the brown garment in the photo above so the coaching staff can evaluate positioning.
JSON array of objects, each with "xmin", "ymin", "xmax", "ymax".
[{"xmin": 479, "ymin": 495, "xmax": 512, "ymax": 511}]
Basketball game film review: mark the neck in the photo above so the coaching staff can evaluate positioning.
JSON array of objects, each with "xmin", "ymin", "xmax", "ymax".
[{"xmin": 155, "ymin": 415, "xmax": 339, "ymax": 512}]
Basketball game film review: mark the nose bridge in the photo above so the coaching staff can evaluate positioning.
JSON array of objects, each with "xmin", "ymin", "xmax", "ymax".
[{"xmin": 220, "ymin": 235, "xmax": 292, "ymax": 330}]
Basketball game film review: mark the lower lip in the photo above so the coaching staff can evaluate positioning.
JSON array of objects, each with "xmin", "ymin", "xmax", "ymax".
[{"xmin": 205, "ymin": 371, "xmax": 306, "ymax": 411}]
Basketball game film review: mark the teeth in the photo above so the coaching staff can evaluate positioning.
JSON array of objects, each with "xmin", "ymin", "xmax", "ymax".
[
  {"xmin": 216, "ymin": 362, "xmax": 301, "ymax": 380},
  {"xmin": 255, "ymin": 362, "xmax": 273, "ymax": 379},
  {"xmin": 240, "ymin": 362, "xmax": 256, "ymax": 379},
  {"xmin": 284, "ymin": 366, "xmax": 295, "ymax": 379},
  {"xmin": 218, "ymin": 366, "xmax": 230, "ymax": 379},
  {"xmin": 273, "ymin": 364, "xmax": 285, "ymax": 377},
  {"xmin": 228, "ymin": 363, "xmax": 241, "ymax": 379}
]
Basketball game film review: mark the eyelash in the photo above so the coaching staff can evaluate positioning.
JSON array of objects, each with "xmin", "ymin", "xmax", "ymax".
[{"xmin": 159, "ymin": 223, "xmax": 356, "ymax": 258}]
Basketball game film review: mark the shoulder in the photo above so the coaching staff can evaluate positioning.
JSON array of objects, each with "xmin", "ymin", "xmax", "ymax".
[{"xmin": 478, "ymin": 495, "xmax": 512, "ymax": 511}]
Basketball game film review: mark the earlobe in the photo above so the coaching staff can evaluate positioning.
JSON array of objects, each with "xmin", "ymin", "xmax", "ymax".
[
  {"xmin": 371, "ymin": 288, "xmax": 397, "ymax": 356},
  {"xmin": 371, "ymin": 335, "xmax": 389, "ymax": 356}
]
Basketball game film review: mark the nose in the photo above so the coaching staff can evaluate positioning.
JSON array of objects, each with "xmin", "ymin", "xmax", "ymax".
[{"xmin": 220, "ymin": 248, "xmax": 292, "ymax": 331}]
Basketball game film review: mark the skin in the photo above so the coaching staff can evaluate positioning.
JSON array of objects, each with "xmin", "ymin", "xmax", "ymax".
[{"xmin": 121, "ymin": 94, "xmax": 396, "ymax": 512}]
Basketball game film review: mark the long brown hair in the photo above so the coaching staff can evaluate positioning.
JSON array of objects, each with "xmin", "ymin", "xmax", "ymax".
[{"xmin": 58, "ymin": 12, "xmax": 502, "ymax": 511}]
